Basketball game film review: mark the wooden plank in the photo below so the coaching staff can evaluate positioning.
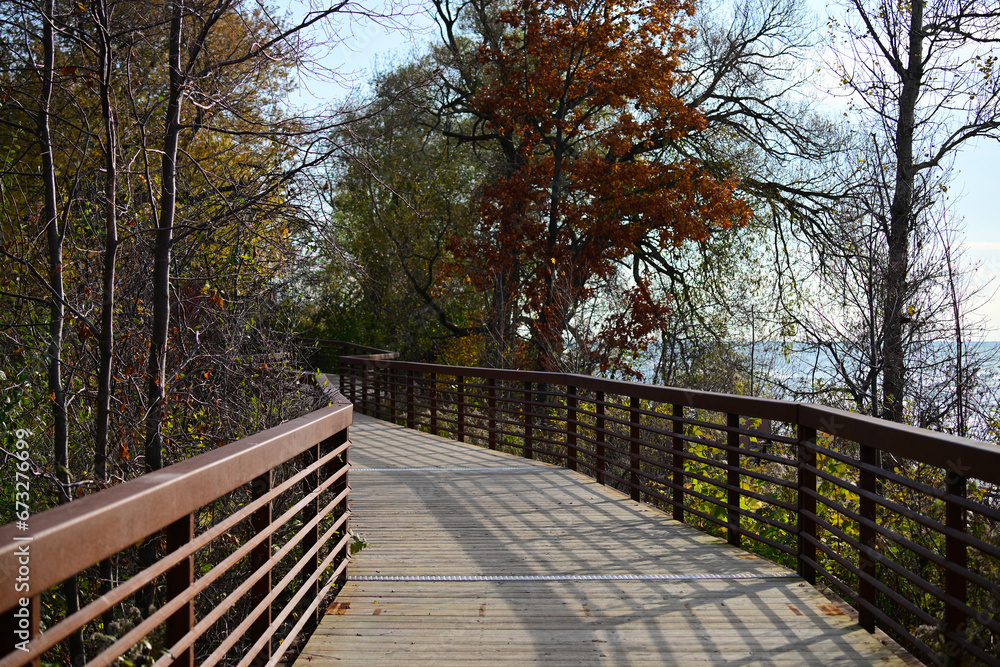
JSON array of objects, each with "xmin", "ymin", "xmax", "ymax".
[{"xmin": 295, "ymin": 414, "xmax": 915, "ymax": 666}]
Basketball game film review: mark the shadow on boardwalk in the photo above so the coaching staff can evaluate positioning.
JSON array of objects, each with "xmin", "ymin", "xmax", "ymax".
[{"xmin": 295, "ymin": 413, "xmax": 917, "ymax": 666}]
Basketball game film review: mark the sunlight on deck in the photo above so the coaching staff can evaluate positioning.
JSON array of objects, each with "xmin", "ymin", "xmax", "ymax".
[{"xmin": 294, "ymin": 413, "xmax": 915, "ymax": 665}]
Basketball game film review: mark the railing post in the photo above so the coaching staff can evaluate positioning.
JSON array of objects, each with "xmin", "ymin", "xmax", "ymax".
[
  {"xmin": 328, "ymin": 428, "xmax": 351, "ymax": 588},
  {"xmin": 349, "ymin": 361, "xmax": 357, "ymax": 407},
  {"xmin": 858, "ymin": 443, "xmax": 879, "ymax": 632},
  {"xmin": 488, "ymin": 378, "xmax": 498, "ymax": 450},
  {"xmin": 457, "ymin": 376, "xmax": 466, "ymax": 443},
  {"xmin": 165, "ymin": 513, "xmax": 195, "ymax": 667},
  {"xmin": 300, "ymin": 443, "xmax": 321, "ymax": 626},
  {"xmin": 672, "ymin": 404, "xmax": 684, "ymax": 522},
  {"xmin": 389, "ymin": 367, "xmax": 398, "ymax": 424},
  {"xmin": 361, "ymin": 363, "xmax": 368, "ymax": 412},
  {"xmin": 250, "ymin": 470, "xmax": 273, "ymax": 664},
  {"xmin": 2, "ymin": 595, "xmax": 39, "ymax": 667},
  {"xmin": 338, "ymin": 353, "xmax": 345, "ymax": 398},
  {"xmin": 727, "ymin": 413, "xmax": 741, "ymax": 547},
  {"xmin": 595, "ymin": 391, "xmax": 606, "ymax": 484},
  {"xmin": 944, "ymin": 472, "xmax": 968, "ymax": 663},
  {"xmin": 373, "ymin": 366, "xmax": 382, "ymax": 419},
  {"xmin": 523, "ymin": 381, "xmax": 534, "ymax": 459},
  {"xmin": 566, "ymin": 385, "xmax": 577, "ymax": 471},
  {"xmin": 629, "ymin": 396, "xmax": 641, "ymax": 502},
  {"xmin": 406, "ymin": 370, "xmax": 415, "ymax": 429},
  {"xmin": 430, "ymin": 377, "xmax": 438, "ymax": 435},
  {"xmin": 797, "ymin": 424, "xmax": 817, "ymax": 586},
  {"xmin": 360, "ymin": 363, "xmax": 368, "ymax": 414}
]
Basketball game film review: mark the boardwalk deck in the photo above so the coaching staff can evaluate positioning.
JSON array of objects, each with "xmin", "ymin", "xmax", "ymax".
[{"xmin": 295, "ymin": 413, "xmax": 915, "ymax": 665}]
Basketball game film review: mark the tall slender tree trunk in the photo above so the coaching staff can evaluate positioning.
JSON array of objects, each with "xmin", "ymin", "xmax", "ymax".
[
  {"xmin": 530, "ymin": 144, "xmax": 567, "ymax": 372},
  {"xmin": 881, "ymin": 0, "xmax": 924, "ymax": 424},
  {"xmin": 39, "ymin": 2, "xmax": 84, "ymax": 661},
  {"xmin": 40, "ymin": 0, "xmax": 65, "ymax": 507},
  {"xmin": 94, "ymin": 0, "xmax": 119, "ymax": 626},
  {"xmin": 143, "ymin": 0, "xmax": 183, "ymax": 473},
  {"xmin": 943, "ymin": 239, "xmax": 966, "ymax": 437},
  {"xmin": 138, "ymin": 0, "xmax": 183, "ymax": 617},
  {"xmin": 485, "ymin": 139, "xmax": 525, "ymax": 368},
  {"xmin": 95, "ymin": 0, "xmax": 118, "ymax": 482}
]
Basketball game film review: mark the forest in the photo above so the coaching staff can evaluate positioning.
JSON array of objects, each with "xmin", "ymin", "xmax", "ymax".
[{"xmin": 1, "ymin": 0, "xmax": 999, "ymax": 661}]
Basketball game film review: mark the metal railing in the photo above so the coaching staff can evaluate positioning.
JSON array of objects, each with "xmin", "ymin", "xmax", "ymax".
[
  {"xmin": 310, "ymin": 339, "xmax": 1000, "ymax": 667},
  {"xmin": 0, "ymin": 398, "xmax": 352, "ymax": 667}
]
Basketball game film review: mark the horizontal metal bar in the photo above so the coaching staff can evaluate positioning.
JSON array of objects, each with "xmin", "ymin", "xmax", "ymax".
[
  {"xmin": 0, "ymin": 403, "xmax": 352, "ymax": 614},
  {"xmin": 352, "ymin": 467, "xmax": 546, "ymax": 472},
  {"xmin": 799, "ymin": 403, "xmax": 1000, "ymax": 485},
  {"xmin": 3, "ymin": 446, "xmax": 350, "ymax": 665},
  {"xmin": 262, "ymin": 553, "xmax": 352, "ymax": 667},
  {"xmin": 349, "ymin": 573, "xmax": 800, "ymax": 582},
  {"xmin": 86, "ymin": 484, "xmax": 351, "ymax": 667}
]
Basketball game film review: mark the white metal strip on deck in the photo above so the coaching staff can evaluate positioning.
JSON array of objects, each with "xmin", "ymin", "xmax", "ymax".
[
  {"xmin": 349, "ymin": 572, "xmax": 800, "ymax": 582},
  {"xmin": 351, "ymin": 466, "xmax": 545, "ymax": 472}
]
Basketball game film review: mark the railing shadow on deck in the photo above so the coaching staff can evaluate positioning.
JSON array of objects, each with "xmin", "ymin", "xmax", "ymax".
[
  {"xmin": 305, "ymin": 339, "xmax": 1000, "ymax": 667},
  {"xmin": 0, "ymin": 398, "xmax": 352, "ymax": 667}
]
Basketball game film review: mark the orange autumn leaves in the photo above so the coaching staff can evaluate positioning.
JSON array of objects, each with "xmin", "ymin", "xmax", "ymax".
[{"xmin": 457, "ymin": 0, "xmax": 751, "ymax": 370}]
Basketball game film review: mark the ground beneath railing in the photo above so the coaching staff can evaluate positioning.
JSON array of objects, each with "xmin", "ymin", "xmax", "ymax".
[{"xmin": 294, "ymin": 413, "xmax": 917, "ymax": 665}]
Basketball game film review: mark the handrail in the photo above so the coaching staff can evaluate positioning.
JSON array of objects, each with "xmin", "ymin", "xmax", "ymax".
[
  {"xmin": 0, "ymin": 397, "xmax": 352, "ymax": 666},
  {"xmin": 322, "ymin": 341, "xmax": 1000, "ymax": 667}
]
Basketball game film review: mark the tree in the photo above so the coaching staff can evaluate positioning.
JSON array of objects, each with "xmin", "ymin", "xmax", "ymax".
[
  {"xmin": 643, "ymin": 0, "xmax": 835, "ymax": 392},
  {"xmin": 1, "ymin": 0, "xmax": 385, "ymax": 656},
  {"xmin": 433, "ymin": 0, "xmax": 750, "ymax": 372},
  {"xmin": 309, "ymin": 61, "xmax": 484, "ymax": 360},
  {"xmin": 828, "ymin": 0, "xmax": 1000, "ymax": 422},
  {"xmin": 136, "ymin": 0, "xmax": 358, "ymax": 474}
]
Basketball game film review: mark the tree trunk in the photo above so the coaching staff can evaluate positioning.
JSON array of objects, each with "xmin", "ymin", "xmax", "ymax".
[
  {"xmin": 40, "ymin": 2, "xmax": 84, "ymax": 661},
  {"xmin": 143, "ymin": 0, "xmax": 183, "ymax": 474},
  {"xmin": 881, "ymin": 0, "xmax": 924, "ymax": 423},
  {"xmin": 138, "ymin": 0, "xmax": 183, "ymax": 618},
  {"xmin": 485, "ymin": 139, "xmax": 525, "ymax": 368},
  {"xmin": 95, "ymin": 0, "xmax": 118, "ymax": 482}
]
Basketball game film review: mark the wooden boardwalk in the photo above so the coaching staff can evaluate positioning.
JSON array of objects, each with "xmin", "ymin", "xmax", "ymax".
[{"xmin": 295, "ymin": 413, "xmax": 914, "ymax": 665}]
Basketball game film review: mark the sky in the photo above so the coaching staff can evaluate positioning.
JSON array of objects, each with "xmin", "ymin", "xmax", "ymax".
[
  {"xmin": 297, "ymin": 2, "xmax": 1000, "ymax": 338},
  {"xmin": 951, "ymin": 142, "xmax": 1000, "ymax": 338}
]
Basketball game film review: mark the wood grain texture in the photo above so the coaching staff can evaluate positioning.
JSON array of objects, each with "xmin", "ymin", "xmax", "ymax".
[{"xmin": 295, "ymin": 413, "xmax": 915, "ymax": 666}]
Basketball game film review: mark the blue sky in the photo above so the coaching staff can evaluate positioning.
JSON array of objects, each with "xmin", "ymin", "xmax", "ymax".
[{"xmin": 951, "ymin": 142, "xmax": 1000, "ymax": 338}]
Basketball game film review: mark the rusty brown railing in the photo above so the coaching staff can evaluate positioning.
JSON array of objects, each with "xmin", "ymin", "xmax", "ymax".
[
  {"xmin": 0, "ymin": 398, "xmax": 352, "ymax": 667},
  {"xmin": 309, "ymin": 339, "xmax": 1000, "ymax": 667}
]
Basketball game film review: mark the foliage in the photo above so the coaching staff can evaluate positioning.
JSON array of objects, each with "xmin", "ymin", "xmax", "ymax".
[
  {"xmin": 435, "ymin": 0, "xmax": 751, "ymax": 372},
  {"xmin": 305, "ymin": 61, "xmax": 484, "ymax": 360},
  {"xmin": 0, "ymin": 0, "xmax": 372, "ymax": 663}
]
